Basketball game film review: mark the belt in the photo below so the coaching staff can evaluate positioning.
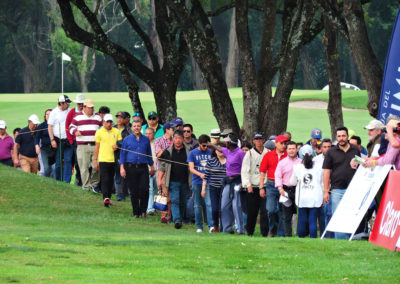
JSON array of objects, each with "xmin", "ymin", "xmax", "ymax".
[
  {"xmin": 79, "ymin": 142, "xmax": 95, "ymax": 146},
  {"xmin": 267, "ymin": 179, "xmax": 275, "ymax": 183},
  {"xmin": 126, "ymin": 163, "xmax": 147, "ymax": 168}
]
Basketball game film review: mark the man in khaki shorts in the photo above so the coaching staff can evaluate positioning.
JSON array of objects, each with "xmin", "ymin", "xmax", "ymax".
[{"xmin": 13, "ymin": 114, "xmax": 41, "ymax": 173}]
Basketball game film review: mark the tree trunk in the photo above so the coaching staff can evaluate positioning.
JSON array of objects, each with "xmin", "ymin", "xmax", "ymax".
[
  {"xmin": 190, "ymin": 53, "xmax": 206, "ymax": 90},
  {"xmin": 225, "ymin": 8, "xmax": 239, "ymax": 88},
  {"xmin": 323, "ymin": 13, "xmax": 343, "ymax": 140},
  {"xmin": 343, "ymin": 0, "xmax": 382, "ymax": 117},
  {"xmin": 106, "ymin": 55, "xmax": 120, "ymax": 91},
  {"xmin": 300, "ymin": 48, "xmax": 317, "ymax": 89}
]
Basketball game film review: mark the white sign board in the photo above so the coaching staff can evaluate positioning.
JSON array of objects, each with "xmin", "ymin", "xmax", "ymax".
[{"xmin": 321, "ymin": 164, "xmax": 392, "ymax": 240}]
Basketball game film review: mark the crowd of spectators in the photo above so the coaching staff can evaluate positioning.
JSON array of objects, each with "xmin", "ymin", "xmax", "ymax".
[{"xmin": 1, "ymin": 93, "xmax": 400, "ymax": 239}]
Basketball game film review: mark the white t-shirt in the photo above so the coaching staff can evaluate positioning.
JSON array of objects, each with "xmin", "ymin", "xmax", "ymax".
[
  {"xmin": 312, "ymin": 153, "xmax": 324, "ymax": 168},
  {"xmin": 48, "ymin": 106, "xmax": 70, "ymax": 139},
  {"xmin": 290, "ymin": 163, "xmax": 324, "ymax": 208}
]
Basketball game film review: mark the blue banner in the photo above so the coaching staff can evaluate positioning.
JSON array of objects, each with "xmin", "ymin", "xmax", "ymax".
[{"xmin": 378, "ymin": 6, "xmax": 400, "ymax": 124}]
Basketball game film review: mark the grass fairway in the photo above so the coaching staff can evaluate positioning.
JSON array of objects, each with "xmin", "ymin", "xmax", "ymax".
[
  {"xmin": 0, "ymin": 165, "xmax": 399, "ymax": 283},
  {"xmin": 0, "ymin": 88, "xmax": 372, "ymax": 143}
]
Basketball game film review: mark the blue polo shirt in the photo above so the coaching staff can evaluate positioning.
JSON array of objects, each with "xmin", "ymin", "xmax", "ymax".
[
  {"xmin": 15, "ymin": 126, "xmax": 37, "ymax": 158},
  {"xmin": 187, "ymin": 148, "xmax": 211, "ymax": 184},
  {"xmin": 120, "ymin": 134, "xmax": 153, "ymax": 165}
]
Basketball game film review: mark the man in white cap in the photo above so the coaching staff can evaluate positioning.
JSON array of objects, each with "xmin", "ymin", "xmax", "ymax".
[
  {"xmin": 70, "ymin": 99, "xmax": 102, "ymax": 192},
  {"xmin": 48, "ymin": 95, "xmax": 73, "ymax": 182},
  {"xmin": 65, "ymin": 93, "xmax": 85, "ymax": 186},
  {"xmin": 364, "ymin": 119, "xmax": 384, "ymax": 157},
  {"xmin": 94, "ymin": 114, "xmax": 122, "ymax": 207},
  {"xmin": 13, "ymin": 115, "xmax": 40, "ymax": 173},
  {"xmin": 0, "ymin": 120, "xmax": 15, "ymax": 167}
]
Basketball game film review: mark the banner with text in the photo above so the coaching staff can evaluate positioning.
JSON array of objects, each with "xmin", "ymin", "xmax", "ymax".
[
  {"xmin": 378, "ymin": 6, "xmax": 400, "ymax": 123},
  {"xmin": 321, "ymin": 165, "xmax": 392, "ymax": 240},
  {"xmin": 370, "ymin": 170, "xmax": 400, "ymax": 251}
]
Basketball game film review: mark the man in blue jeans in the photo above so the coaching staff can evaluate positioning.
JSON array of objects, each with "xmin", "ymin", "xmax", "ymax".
[
  {"xmin": 188, "ymin": 134, "xmax": 213, "ymax": 233},
  {"xmin": 323, "ymin": 126, "xmax": 360, "ymax": 239},
  {"xmin": 158, "ymin": 130, "xmax": 192, "ymax": 229}
]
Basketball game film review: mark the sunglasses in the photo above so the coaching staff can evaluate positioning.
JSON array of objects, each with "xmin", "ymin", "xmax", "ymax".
[
  {"xmin": 200, "ymin": 144, "xmax": 208, "ymax": 148},
  {"xmin": 183, "ymin": 130, "xmax": 191, "ymax": 133},
  {"xmin": 132, "ymin": 113, "xmax": 140, "ymax": 117},
  {"xmin": 148, "ymin": 117, "xmax": 157, "ymax": 120}
]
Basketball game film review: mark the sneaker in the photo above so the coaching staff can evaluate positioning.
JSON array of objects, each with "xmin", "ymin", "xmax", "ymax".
[
  {"xmin": 211, "ymin": 227, "xmax": 219, "ymax": 233},
  {"xmin": 209, "ymin": 226, "xmax": 215, "ymax": 233},
  {"xmin": 92, "ymin": 186, "xmax": 101, "ymax": 194},
  {"xmin": 116, "ymin": 196, "xmax": 125, "ymax": 201},
  {"xmin": 104, "ymin": 198, "xmax": 111, "ymax": 207},
  {"xmin": 196, "ymin": 229, "xmax": 203, "ymax": 233},
  {"xmin": 161, "ymin": 216, "xmax": 168, "ymax": 224},
  {"xmin": 147, "ymin": 211, "xmax": 155, "ymax": 216},
  {"xmin": 141, "ymin": 213, "xmax": 147, "ymax": 219},
  {"xmin": 174, "ymin": 222, "xmax": 182, "ymax": 229}
]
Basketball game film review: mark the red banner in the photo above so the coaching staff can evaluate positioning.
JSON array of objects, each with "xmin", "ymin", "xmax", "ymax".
[{"xmin": 370, "ymin": 170, "xmax": 400, "ymax": 251}]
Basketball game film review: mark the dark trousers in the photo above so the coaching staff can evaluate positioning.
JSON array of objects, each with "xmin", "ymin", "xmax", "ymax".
[
  {"xmin": 0, "ymin": 158, "xmax": 13, "ymax": 167},
  {"xmin": 209, "ymin": 185, "xmax": 223, "ymax": 230},
  {"xmin": 100, "ymin": 162, "xmax": 115, "ymax": 200},
  {"xmin": 246, "ymin": 187, "xmax": 269, "ymax": 236},
  {"xmin": 298, "ymin": 207, "xmax": 319, "ymax": 238},
  {"xmin": 281, "ymin": 204, "xmax": 296, "ymax": 237},
  {"xmin": 125, "ymin": 164, "xmax": 149, "ymax": 216},
  {"xmin": 72, "ymin": 143, "xmax": 82, "ymax": 186}
]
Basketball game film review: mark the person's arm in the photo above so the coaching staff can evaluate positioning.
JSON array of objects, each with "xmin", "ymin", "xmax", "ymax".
[
  {"xmin": 146, "ymin": 140, "xmax": 155, "ymax": 176},
  {"xmin": 13, "ymin": 143, "xmax": 20, "ymax": 167},
  {"xmin": 241, "ymin": 152, "xmax": 253, "ymax": 193},
  {"xmin": 188, "ymin": 161, "xmax": 205, "ymax": 180},
  {"xmin": 323, "ymin": 169, "xmax": 331, "ymax": 203},
  {"xmin": 35, "ymin": 126, "xmax": 41, "ymax": 155},
  {"xmin": 275, "ymin": 161, "xmax": 285, "ymax": 196},
  {"xmin": 48, "ymin": 124, "xmax": 58, "ymax": 149},
  {"xmin": 207, "ymin": 142, "xmax": 222, "ymax": 152},
  {"xmin": 386, "ymin": 126, "xmax": 400, "ymax": 148},
  {"xmin": 93, "ymin": 142, "xmax": 100, "ymax": 171}
]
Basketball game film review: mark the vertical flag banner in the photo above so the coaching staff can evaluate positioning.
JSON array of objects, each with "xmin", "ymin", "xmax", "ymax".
[{"xmin": 378, "ymin": 6, "xmax": 400, "ymax": 123}]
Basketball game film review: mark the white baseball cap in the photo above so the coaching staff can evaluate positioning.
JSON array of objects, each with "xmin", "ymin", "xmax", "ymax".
[
  {"xmin": 73, "ymin": 93, "xmax": 85, "ymax": 103},
  {"xmin": 28, "ymin": 114, "xmax": 40, "ymax": 125},
  {"xmin": 104, "ymin": 113, "xmax": 113, "ymax": 122},
  {"xmin": 58, "ymin": 95, "xmax": 72, "ymax": 103},
  {"xmin": 0, "ymin": 120, "xmax": 6, "ymax": 129}
]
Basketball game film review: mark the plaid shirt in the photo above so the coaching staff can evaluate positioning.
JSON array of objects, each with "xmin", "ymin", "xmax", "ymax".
[{"xmin": 154, "ymin": 135, "xmax": 172, "ymax": 170}]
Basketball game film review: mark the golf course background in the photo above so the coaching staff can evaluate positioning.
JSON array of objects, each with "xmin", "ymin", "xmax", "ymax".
[
  {"xmin": 1, "ymin": 89, "xmax": 399, "ymax": 283},
  {"xmin": 0, "ymin": 88, "xmax": 371, "ymax": 143}
]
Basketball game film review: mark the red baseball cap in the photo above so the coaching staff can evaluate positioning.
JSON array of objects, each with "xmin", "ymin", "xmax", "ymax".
[{"xmin": 275, "ymin": 135, "xmax": 288, "ymax": 143}]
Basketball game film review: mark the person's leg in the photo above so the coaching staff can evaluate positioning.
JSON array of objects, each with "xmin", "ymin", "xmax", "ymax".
[
  {"xmin": 88, "ymin": 146, "xmax": 100, "ymax": 188},
  {"xmin": 41, "ymin": 147, "xmax": 52, "ymax": 177},
  {"xmin": 221, "ymin": 183, "xmax": 234, "ymax": 233},
  {"xmin": 54, "ymin": 141, "xmax": 62, "ymax": 180},
  {"xmin": 77, "ymin": 145, "xmax": 90, "ymax": 189},
  {"xmin": 114, "ymin": 163, "xmax": 125, "ymax": 201},
  {"xmin": 19, "ymin": 155, "xmax": 30, "ymax": 173},
  {"xmin": 281, "ymin": 204, "xmax": 293, "ymax": 237},
  {"xmin": 331, "ymin": 188, "xmax": 350, "ymax": 239},
  {"xmin": 232, "ymin": 188, "xmax": 244, "ymax": 234},
  {"xmin": 297, "ymin": 208, "xmax": 308, "ymax": 238},
  {"xmin": 0, "ymin": 158, "xmax": 13, "ymax": 167},
  {"xmin": 62, "ymin": 143, "xmax": 73, "ymax": 183},
  {"xmin": 147, "ymin": 175, "xmax": 157, "ymax": 213},
  {"xmin": 246, "ymin": 188, "xmax": 259, "ymax": 236},
  {"xmin": 204, "ymin": 184, "xmax": 214, "ymax": 229},
  {"xmin": 259, "ymin": 190, "xmax": 269, "ymax": 237},
  {"xmin": 31, "ymin": 157, "xmax": 39, "ymax": 174},
  {"xmin": 192, "ymin": 184, "xmax": 204, "ymax": 230},
  {"xmin": 308, "ymin": 207, "xmax": 319, "ymax": 238},
  {"xmin": 138, "ymin": 167, "xmax": 149, "ymax": 215},
  {"xmin": 324, "ymin": 199, "xmax": 334, "ymax": 238},
  {"xmin": 209, "ymin": 186, "xmax": 220, "ymax": 231},
  {"xmin": 266, "ymin": 182, "xmax": 279, "ymax": 235},
  {"xmin": 126, "ymin": 166, "xmax": 140, "ymax": 216},
  {"xmin": 73, "ymin": 144, "xmax": 82, "ymax": 186},
  {"xmin": 169, "ymin": 181, "xmax": 181, "ymax": 223},
  {"xmin": 240, "ymin": 191, "xmax": 248, "ymax": 230},
  {"xmin": 179, "ymin": 183, "xmax": 188, "ymax": 222}
]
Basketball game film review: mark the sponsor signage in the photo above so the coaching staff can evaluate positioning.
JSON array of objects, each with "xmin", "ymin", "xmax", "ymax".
[{"xmin": 370, "ymin": 170, "xmax": 400, "ymax": 251}]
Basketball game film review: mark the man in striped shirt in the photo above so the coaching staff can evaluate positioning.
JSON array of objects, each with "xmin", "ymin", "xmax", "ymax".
[{"xmin": 69, "ymin": 99, "xmax": 102, "ymax": 192}]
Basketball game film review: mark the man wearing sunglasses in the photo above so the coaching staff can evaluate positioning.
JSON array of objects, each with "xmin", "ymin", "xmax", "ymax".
[
  {"xmin": 183, "ymin": 124, "xmax": 198, "ymax": 149},
  {"xmin": 142, "ymin": 111, "xmax": 163, "ymax": 139}
]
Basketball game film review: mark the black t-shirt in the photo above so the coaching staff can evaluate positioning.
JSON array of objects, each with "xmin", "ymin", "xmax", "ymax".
[
  {"xmin": 161, "ymin": 146, "xmax": 188, "ymax": 183},
  {"xmin": 322, "ymin": 143, "xmax": 360, "ymax": 189},
  {"xmin": 15, "ymin": 126, "xmax": 37, "ymax": 158}
]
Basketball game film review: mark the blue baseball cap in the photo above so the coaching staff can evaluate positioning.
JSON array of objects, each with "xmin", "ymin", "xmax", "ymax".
[
  {"xmin": 173, "ymin": 117, "xmax": 184, "ymax": 126},
  {"xmin": 163, "ymin": 122, "xmax": 176, "ymax": 131}
]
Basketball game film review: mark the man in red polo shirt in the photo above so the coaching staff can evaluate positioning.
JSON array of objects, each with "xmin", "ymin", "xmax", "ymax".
[{"xmin": 259, "ymin": 135, "xmax": 288, "ymax": 237}]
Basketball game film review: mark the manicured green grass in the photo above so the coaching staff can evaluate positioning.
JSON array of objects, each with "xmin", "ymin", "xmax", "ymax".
[
  {"xmin": 0, "ymin": 165, "xmax": 399, "ymax": 283},
  {"xmin": 0, "ymin": 88, "xmax": 372, "ymax": 143}
]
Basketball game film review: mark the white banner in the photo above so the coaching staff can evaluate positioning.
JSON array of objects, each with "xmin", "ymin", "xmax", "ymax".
[{"xmin": 322, "ymin": 164, "xmax": 392, "ymax": 240}]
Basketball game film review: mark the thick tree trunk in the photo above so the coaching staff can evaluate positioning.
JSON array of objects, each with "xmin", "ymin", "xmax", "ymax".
[
  {"xmin": 343, "ymin": 0, "xmax": 382, "ymax": 117},
  {"xmin": 106, "ymin": 55, "xmax": 120, "ymax": 91},
  {"xmin": 225, "ymin": 8, "xmax": 239, "ymax": 88},
  {"xmin": 323, "ymin": 13, "xmax": 343, "ymax": 140}
]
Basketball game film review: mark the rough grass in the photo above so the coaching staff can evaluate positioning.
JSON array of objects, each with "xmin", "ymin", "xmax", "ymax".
[
  {"xmin": 0, "ymin": 165, "xmax": 399, "ymax": 283},
  {"xmin": 0, "ymin": 88, "xmax": 371, "ymax": 143}
]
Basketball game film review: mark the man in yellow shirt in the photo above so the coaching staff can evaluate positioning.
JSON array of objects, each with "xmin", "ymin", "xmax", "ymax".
[{"xmin": 94, "ymin": 114, "xmax": 122, "ymax": 207}]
